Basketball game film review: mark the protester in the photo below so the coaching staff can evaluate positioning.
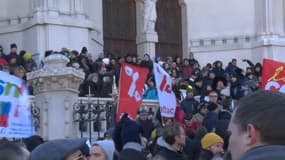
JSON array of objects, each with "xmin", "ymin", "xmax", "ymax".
[
  {"xmin": 228, "ymin": 90, "xmax": 285, "ymax": 160},
  {"xmin": 150, "ymin": 123, "xmax": 187, "ymax": 160},
  {"xmin": 0, "ymin": 140, "xmax": 30, "ymax": 160},
  {"xmin": 91, "ymin": 140, "xmax": 115, "ymax": 160},
  {"xmin": 199, "ymin": 133, "xmax": 224, "ymax": 160}
]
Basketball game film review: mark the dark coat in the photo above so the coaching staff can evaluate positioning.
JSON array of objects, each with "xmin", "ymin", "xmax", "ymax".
[
  {"xmin": 118, "ymin": 148, "xmax": 147, "ymax": 160},
  {"xmin": 198, "ymin": 149, "xmax": 214, "ymax": 160},
  {"xmin": 184, "ymin": 138, "xmax": 202, "ymax": 160},
  {"xmin": 78, "ymin": 81, "xmax": 100, "ymax": 97},
  {"xmin": 181, "ymin": 98, "xmax": 199, "ymax": 115},
  {"xmin": 151, "ymin": 137, "xmax": 187, "ymax": 160},
  {"xmin": 151, "ymin": 147, "xmax": 187, "ymax": 160},
  {"xmin": 202, "ymin": 112, "xmax": 219, "ymax": 132},
  {"xmin": 240, "ymin": 145, "xmax": 285, "ymax": 160}
]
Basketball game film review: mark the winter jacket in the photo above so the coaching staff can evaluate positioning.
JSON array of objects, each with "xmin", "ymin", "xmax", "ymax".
[
  {"xmin": 150, "ymin": 137, "xmax": 187, "ymax": 160},
  {"xmin": 202, "ymin": 112, "xmax": 219, "ymax": 132},
  {"xmin": 181, "ymin": 98, "xmax": 199, "ymax": 115},
  {"xmin": 240, "ymin": 145, "xmax": 285, "ymax": 160}
]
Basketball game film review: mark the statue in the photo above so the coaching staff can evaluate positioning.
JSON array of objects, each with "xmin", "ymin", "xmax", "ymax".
[{"xmin": 143, "ymin": 0, "xmax": 157, "ymax": 33}]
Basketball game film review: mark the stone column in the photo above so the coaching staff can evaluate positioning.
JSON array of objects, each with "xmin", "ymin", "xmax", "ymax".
[
  {"xmin": 27, "ymin": 54, "xmax": 85, "ymax": 140},
  {"xmin": 136, "ymin": 0, "xmax": 158, "ymax": 60},
  {"xmin": 179, "ymin": 0, "xmax": 189, "ymax": 59},
  {"xmin": 32, "ymin": 0, "xmax": 59, "ymax": 17},
  {"xmin": 72, "ymin": 0, "xmax": 84, "ymax": 15},
  {"xmin": 252, "ymin": 0, "xmax": 285, "ymax": 62}
]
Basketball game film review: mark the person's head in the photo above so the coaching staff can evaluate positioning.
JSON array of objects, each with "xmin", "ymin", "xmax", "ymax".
[
  {"xmin": 228, "ymin": 90, "xmax": 285, "ymax": 160},
  {"xmin": 147, "ymin": 79, "xmax": 155, "ymax": 88},
  {"xmin": 143, "ymin": 53, "xmax": 150, "ymax": 61},
  {"xmin": 23, "ymin": 52, "xmax": 33, "ymax": 62},
  {"xmin": 139, "ymin": 110, "xmax": 148, "ymax": 121},
  {"xmin": 209, "ymin": 91, "xmax": 218, "ymax": 103},
  {"xmin": 10, "ymin": 43, "xmax": 17, "ymax": 53},
  {"xmin": 29, "ymin": 138, "xmax": 87, "ymax": 160},
  {"xmin": 70, "ymin": 50, "xmax": 79, "ymax": 59},
  {"xmin": 125, "ymin": 55, "xmax": 132, "ymax": 62},
  {"xmin": 231, "ymin": 58, "xmax": 237, "ymax": 66},
  {"xmin": 0, "ymin": 140, "xmax": 29, "ymax": 160},
  {"xmin": 88, "ymin": 73, "xmax": 98, "ymax": 83},
  {"xmin": 183, "ymin": 58, "xmax": 189, "ymax": 65},
  {"xmin": 201, "ymin": 133, "xmax": 224, "ymax": 156},
  {"xmin": 197, "ymin": 103, "xmax": 208, "ymax": 115},
  {"xmin": 91, "ymin": 140, "xmax": 115, "ymax": 160},
  {"xmin": 81, "ymin": 47, "xmax": 88, "ymax": 55},
  {"xmin": 23, "ymin": 135, "xmax": 44, "ymax": 152},
  {"xmin": 186, "ymin": 89, "xmax": 194, "ymax": 98},
  {"xmin": 13, "ymin": 65, "xmax": 26, "ymax": 78},
  {"xmin": 207, "ymin": 102, "xmax": 219, "ymax": 113},
  {"xmin": 163, "ymin": 123, "xmax": 186, "ymax": 151},
  {"xmin": 0, "ymin": 45, "xmax": 3, "ymax": 54},
  {"xmin": 209, "ymin": 71, "xmax": 216, "ymax": 79}
]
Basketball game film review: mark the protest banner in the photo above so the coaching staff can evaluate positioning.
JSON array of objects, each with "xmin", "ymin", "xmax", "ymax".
[
  {"xmin": 262, "ymin": 59, "xmax": 285, "ymax": 93},
  {"xmin": 0, "ymin": 71, "xmax": 34, "ymax": 138},
  {"xmin": 153, "ymin": 63, "xmax": 176, "ymax": 118}
]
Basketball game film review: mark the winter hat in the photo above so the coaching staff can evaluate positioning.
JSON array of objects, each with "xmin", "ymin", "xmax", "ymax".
[
  {"xmin": 94, "ymin": 140, "xmax": 115, "ymax": 160},
  {"xmin": 29, "ymin": 138, "xmax": 87, "ymax": 160},
  {"xmin": 207, "ymin": 102, "xmax": 218, "ymax": 111},
  {"xmin": 120, "ymin": 118, "xmax": 143, "ymax": 146},
  {"xmin": 201, "ymin": 133, "xmax": 224, "ymax": 150},
  {"xmin": 23, "ymin": 135, "xmax": 44, "ymax": 152},
  {"xmin": 10, "ymin": 43, "xmax": 17, "ymax": 49},
  {"xmin": 23, "ymin": 52, "xmax": 32, "ymax": 61},
  {"xmin": 102, "ymin": 58, "xmax": 110, "ymax": 65}
]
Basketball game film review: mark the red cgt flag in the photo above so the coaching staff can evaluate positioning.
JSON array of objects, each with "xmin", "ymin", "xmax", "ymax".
[
  {"xmin": 262, "ymin": 59, "xmax": 285, "ymax": 93},
  {"xmin": 117, "ymin": 63, "xmax": 149, "ymax": 121}
]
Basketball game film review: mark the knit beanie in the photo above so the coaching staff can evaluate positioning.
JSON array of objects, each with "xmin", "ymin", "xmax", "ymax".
[
  {"xmin": 121, "ymin": 119, "xmax": 142, "ymax": 146},
  {"xmin": 201, "ymin": 133, "xmax": 224, "ymax": 150},
  {"xmin": 95, "ymin": 140, "xmax": 115, "ymax": 160},
  {"xmin": 23, "ymin": 52, "xmax": 32, "ymax": 61},
  {"xmin": 29, "ymin": 138, "xmax": 87, "ymax": 160},
  {"xmin": 207, "ymin": 102, "xmax": 218, "ymax": 111}
]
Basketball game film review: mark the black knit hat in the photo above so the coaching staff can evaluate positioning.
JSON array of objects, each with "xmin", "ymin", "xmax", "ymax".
[
  {"xmin": 207, "ymin": 102, "xmax": 218, "ymax": 111},
  {"xmin": 10, "ymin": 43, "xmax": 17, "ymax": 49}
]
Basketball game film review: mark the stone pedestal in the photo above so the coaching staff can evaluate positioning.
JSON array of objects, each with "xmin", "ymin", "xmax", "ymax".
[
  {"xmin": 137, "ymin": 33, "xmax": 158, "ymax": 59},
  {"xmin": 136, "ymin": 0, "xmax": 158, "ymax": 60},
  {"xmin": 27, "ymin": 54, "xmax": 85, "ymax": 140}
]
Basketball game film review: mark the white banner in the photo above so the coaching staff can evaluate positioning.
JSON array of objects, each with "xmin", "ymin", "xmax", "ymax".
[
  {"xmin": 0, "ymin": 71, "xmax": 34, "ymax": 138},
  {"xmin": 153, "ymin": 63, "xmax": 176, "ymax": 117}
]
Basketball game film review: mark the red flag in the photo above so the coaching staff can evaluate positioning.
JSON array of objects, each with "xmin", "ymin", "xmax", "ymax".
[
  {"xmin": 117, "ymin": 63, "xmax": 149, "ymax": 121},
  {"xmin": 261, "ymin": 59, "xmax": 285, "ymax": 93}
]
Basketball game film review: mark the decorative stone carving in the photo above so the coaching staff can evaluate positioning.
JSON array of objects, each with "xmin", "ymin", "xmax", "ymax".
[
  {"xmin": 143, "ymin": 0, "xmax": 157, "ymax": 33},
  {"xmin": 27, "ymin": 54, "xmax": 85, "ymax": 94},
  {"xmin": 27, "ymin": 54, "xmax": 85, "ymax": 140}
]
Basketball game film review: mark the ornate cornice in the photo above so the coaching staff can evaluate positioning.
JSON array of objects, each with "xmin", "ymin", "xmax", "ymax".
[{"xmin": 27, "ymin": 54, "xmax": 85, "ymax": 94}]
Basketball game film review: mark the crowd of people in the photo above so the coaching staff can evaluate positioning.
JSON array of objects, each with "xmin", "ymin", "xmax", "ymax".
[
  {"xmin": 2, "ymin": 90, "xmax": 285, "ymax": 160},
  {"xmin": 1, "ymin": 44, "xmax": 285, "ymax": 160}
]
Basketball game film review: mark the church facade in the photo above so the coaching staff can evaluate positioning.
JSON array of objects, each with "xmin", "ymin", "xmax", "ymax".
[{"xmin": 0, "ymin": 0, "xmax": 285, "ymax": 68}]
